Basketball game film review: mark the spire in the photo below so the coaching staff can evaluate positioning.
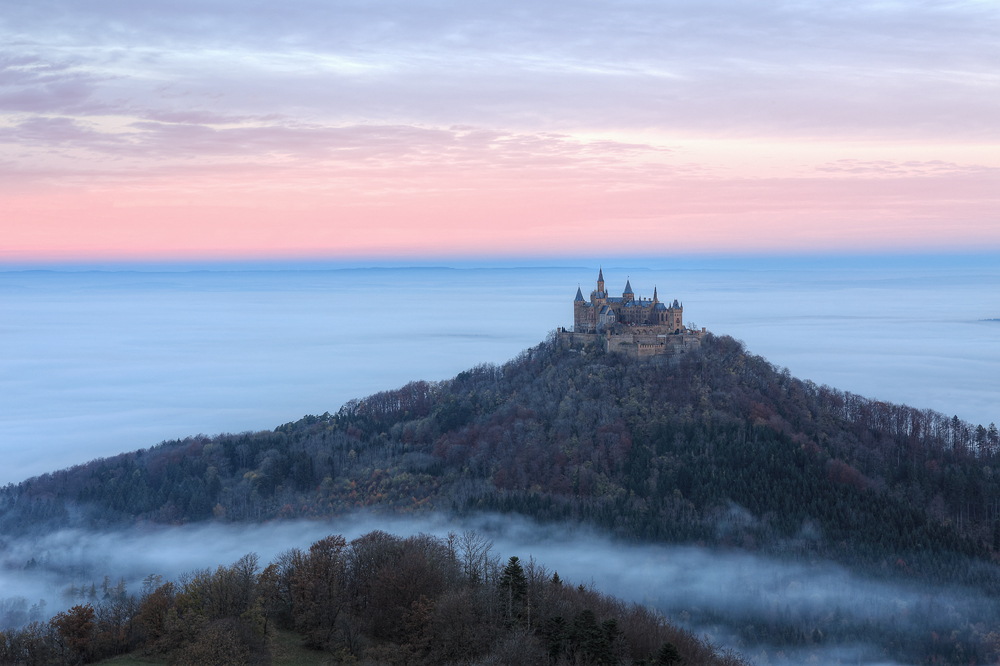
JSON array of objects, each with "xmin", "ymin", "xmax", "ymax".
[
  {"xmin": 597, "ymin": 267, "xmax": 605, "ymax": 294},
  {"xmin": 598, "ymin": 267, "xmax": 604, "ymax": 282},
  {"xmin": 653, "ymin": 286, "xmax": 658, "ymax": 302},
  {"xmin": 623, "ymin": 279, "xmax": 633, "ymax": 294},
  {"xmin": 574, "ymin": 286, "xmax": 584, "ymax": 302}
]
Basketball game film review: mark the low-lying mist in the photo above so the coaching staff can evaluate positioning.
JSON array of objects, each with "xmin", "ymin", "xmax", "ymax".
[{"xmin": 1, "ymin": 512, "xmax": 992, "ymax": 664}]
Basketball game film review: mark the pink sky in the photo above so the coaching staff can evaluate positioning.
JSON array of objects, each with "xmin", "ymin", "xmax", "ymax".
[{"xmin": 2, "ymin": 1, "xmax": 998, "ymax": 260}]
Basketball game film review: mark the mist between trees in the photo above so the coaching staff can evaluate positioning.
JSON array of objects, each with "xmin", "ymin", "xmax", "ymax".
[
  {"xmin": 0, "ymin": 528, "xmax": 746, "ymax": 666},
  {"xmin": 3, "ymin": 513, "xmax": 1000, "ymax": 666}
]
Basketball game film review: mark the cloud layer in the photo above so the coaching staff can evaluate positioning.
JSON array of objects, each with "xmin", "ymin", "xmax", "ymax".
[{"xmin": 1, "ymin": 0, "xmax": 998, "ymax": 257}]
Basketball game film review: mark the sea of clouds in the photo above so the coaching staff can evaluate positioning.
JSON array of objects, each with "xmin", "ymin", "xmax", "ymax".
[{"xmin": 2, "ymin": 257, "xmax": 999, "ymax": 485}]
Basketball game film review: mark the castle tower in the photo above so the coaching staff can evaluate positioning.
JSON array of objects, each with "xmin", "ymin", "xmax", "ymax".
[
  {"xmin": 652, "ymin": 286, "xmax": 658, "ymax": 303},
  {"xmin": 623, "ymin": 278, "xmax": 634, "ymax": 304},
  {"xmin": 597, "ymin": 267, "xmax": 605, "ymax": 294},
  {"xmin": 573, "ymin": 286, "xmax": 585, "ymax": 331}
]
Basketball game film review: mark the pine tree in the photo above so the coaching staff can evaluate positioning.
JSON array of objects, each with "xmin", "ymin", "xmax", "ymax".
[
  {"xmin": 499, "ymin": 556, "xmax": 528, "ymax": 621},
  {"xmin": 571, "ymin": 610, "xmax": 614, "ymax": 665},
  {"xmin": 657, "ymin": 641, "xmax": 682, "ymax": 666},
  {"xmin": 499, "ymin": 556, "xmax": 528, "ymax": 600},
  {"xmin": 544, "ymin": 615, "xmax": 568, "ymax": 662}
]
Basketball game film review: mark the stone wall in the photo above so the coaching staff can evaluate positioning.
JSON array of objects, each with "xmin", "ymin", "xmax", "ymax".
[
  {"xmin": 556, "ymin": 328, "xmax": 599, "ymax": 347},
  {"xmin": 558, "ymin": 327, "xmax": 704, "ymax": 359}
]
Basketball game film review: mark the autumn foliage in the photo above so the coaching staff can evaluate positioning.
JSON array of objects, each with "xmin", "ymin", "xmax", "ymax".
[{"xmin": 0, "ymin": 531, "xmax": 747, "ymax": 666}]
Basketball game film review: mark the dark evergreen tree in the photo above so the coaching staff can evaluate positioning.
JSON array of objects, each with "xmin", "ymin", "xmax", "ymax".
[
  {"xmin": 544, "ymin": 615, "xmax": 569, "ymax": 662},
  {"xmin": 657, "ymin": 641, "xmax": 682, "ymax": 666},
  {"xmin": 499, "ymin": 556, "xmax": 528, "ymax": 600},
  {"xmin": 571, "ymin": 609, "xmax": 614, "ymax": 665},
  {"xmin": 499, "ymin": 555, "xmax": 528, "ymax": 622}
]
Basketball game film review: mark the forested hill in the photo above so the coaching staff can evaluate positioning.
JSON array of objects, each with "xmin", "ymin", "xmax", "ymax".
[{"xmin": 4, "ymin": 333, "xmax": 1000, "ymax": 581}]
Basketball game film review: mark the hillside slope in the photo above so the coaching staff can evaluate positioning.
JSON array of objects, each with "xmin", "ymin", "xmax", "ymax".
[
  {"xmin": 3, "ymin": 530, "xmax": 745, "ymax": 666},
  {"xmin": 4, "ymin": 333, "xmax": 999, "ymax": 581}
]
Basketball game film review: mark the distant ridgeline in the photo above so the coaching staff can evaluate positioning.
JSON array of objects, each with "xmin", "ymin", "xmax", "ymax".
[
  {"xmin": 4, "ymin": 330, "xmax": 1000, "ymax": 573},
  {"xmin": 560, "ymin": 268, "xmax": 704, "ymax": 359}
]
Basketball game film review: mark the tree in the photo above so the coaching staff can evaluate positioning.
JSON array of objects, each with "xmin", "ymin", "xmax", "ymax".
[
  {"xmin": 499, "ymin": 556, "xmax": 528, "ymax": 621},
  {"xmin": 571, "ymin": 609, "xmax": 614, "ymax": 665},
  {"xmin": 544, "ymin": 615, "xmax": 569, "ymax": 662},
  {"xmin": 171, "ymin": 618, "xmax": 253, "ymax": 666},
  {"xmin": 133, "ymin": 582, "xmax": 175, "ymax": 647},
  {"xmin": 51, "ymin": 604, "xmax": 95, "ymax": 663},
  {"xmin": 656, "ymin": 641, "xmax": 682, "ymax": 666},
  {"xmin": 290, "ymin": 535, "xmax": 347, "ymax": 650}
]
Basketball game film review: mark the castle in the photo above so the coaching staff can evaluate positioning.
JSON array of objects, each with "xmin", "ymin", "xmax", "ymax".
[
  {"xmin": 573, "ymin": 268, "xmax": 684, "ymax": 333},
  {"xmin": 558, "ymin": 268, "xmax": 703, "ymax": 358}
]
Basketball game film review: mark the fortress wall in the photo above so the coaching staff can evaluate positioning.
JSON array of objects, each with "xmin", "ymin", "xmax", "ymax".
[
  {"xmin": 557, "ymin": 329, "xmax": 598, "ymax": 347},
  {"xmin": 560, "ymin": 327, "xmax": 703, "ymax": 358}
]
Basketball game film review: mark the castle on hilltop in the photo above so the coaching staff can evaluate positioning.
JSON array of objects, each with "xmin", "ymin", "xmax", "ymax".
[
  {"xmin": 573, "ymin": 268, "xmax": 684, "ymax": 333},
  {"xmin": 558, "ymin": 268, "xmax": 703, "ymax": 359}
]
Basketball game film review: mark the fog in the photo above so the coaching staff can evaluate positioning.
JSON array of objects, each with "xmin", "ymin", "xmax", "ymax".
[
  {"xmin": 1, "ymin": 512, "xmax": 990, "ymax": 664},
  {"xmin": 2, "ymin": 259, "xmax": 999, "ymax": 485}
]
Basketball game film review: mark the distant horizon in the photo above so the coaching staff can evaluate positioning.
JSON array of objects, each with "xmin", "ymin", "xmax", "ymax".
[{"xmin": 4, "ymin": 250, "xmax": 1000, "ymax": 273}]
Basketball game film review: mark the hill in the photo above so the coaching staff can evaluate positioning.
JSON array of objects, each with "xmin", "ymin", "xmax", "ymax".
[
  {"xmin": 2, "ymin": 529, "xmax": 744, "ymax": 666},
  {"xmin": 5, "ymin": 332, "xmax": 1000, "ymax": 662},
  {"xmin": 5, "ymin": 333, "xmax": 998, "ymax": 571}
]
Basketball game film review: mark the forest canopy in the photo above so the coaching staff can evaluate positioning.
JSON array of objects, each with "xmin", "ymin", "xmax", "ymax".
[
  {"xmin": 4, "ymin": 332, "xmax": 997, "ymax": 579},
  {"xmin": 0, "ymin": 530, "xmax": 744, "ymax": 666}
]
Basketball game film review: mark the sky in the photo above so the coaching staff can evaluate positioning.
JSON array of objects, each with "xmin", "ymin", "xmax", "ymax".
[{"xmin": 2, "ymin": 0, "xmax": 998, "ymax": 260}]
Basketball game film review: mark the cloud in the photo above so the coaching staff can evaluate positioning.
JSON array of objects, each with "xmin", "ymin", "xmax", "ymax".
[
  {"xmin": 0, "ymin": 116, "xmax": 114, "ymax": 145},
  {"xmin": 0, "ymin": 0, "xmax": 997, "ymax": 256},
  {"xmin": 0, "ymin": 0, "xmax": 997, "ymax": 136},
  {"xmin": 0, "ymin": 53, "xmax": 102, "ymax": 114},
  {"xmin": 815, "ymin": 159, "xmax": 995, "ymax": 177},
  {"xmin": 0, "ymin": 115, "xmax": 673, "ymax": 181}
]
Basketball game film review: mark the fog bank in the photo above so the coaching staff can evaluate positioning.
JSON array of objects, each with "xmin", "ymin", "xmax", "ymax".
[{"xmin": 2, "ymin": 512, "xmax": 993, "ymax": 664}]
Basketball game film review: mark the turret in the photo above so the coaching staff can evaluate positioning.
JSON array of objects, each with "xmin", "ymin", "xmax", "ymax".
[
  {"xmin": 623, "ymin": 278, "xmax": 634, "ymax": 303},
  {"xmin": 573, "ymin": 285, "xmax": 587, "ymax": 332},
  {"xmin": 653, "ymin": 286, "xmax": 658, "ymax": 303},
  {"xmin": 597, "ymin": 267, "xmax": 605, "ymax": 294}
]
